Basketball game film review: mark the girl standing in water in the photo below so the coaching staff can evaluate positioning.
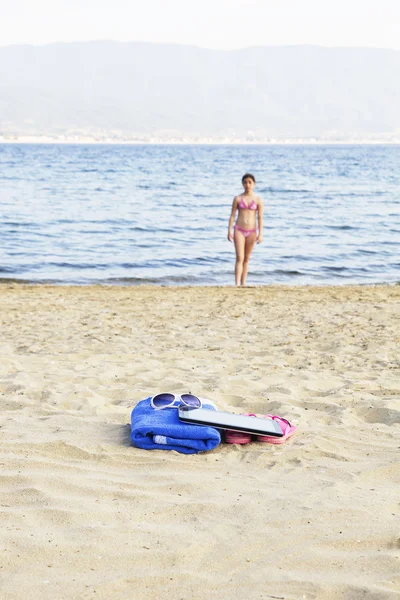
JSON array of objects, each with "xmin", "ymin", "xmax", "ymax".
[{"xmin": 227, "ymin": 173, "xmax": 263, "ymax": 286}]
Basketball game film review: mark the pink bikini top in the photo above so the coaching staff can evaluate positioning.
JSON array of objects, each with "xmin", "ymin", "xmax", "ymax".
[{"xmin": 238, "ymin": 196, "xmax": 257, "ymax": 210}]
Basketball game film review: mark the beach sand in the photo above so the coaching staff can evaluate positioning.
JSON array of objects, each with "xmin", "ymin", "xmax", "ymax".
[{"xmin": 0, "ymin": 284, "xmax": 399, "ymax": 599}]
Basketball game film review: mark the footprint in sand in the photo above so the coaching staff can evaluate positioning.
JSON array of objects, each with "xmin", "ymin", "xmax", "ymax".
[{"xmin": 355, "ymin": 406, "xmax": 400, "ymax": 426}]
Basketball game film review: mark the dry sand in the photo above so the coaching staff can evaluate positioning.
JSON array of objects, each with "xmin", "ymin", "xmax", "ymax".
[{"xmin": 0, "ymin": 283, "xmax": 399, "ymax": 600}]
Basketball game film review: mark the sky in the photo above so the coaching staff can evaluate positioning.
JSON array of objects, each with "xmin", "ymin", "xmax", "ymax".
[{"xmin": 1, "ymin": 0, "xmax": 400, "ymax": 51}]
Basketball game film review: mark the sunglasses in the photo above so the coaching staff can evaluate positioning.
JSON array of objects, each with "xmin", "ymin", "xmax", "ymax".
[{"xmin": 150, "ymin": 393, "xmax": 202, "ymax": 410}]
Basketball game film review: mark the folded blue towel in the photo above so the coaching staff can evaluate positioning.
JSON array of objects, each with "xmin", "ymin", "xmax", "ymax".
[{"xmin": 130, "ymin": 397, "xmax": 221, "ymax": 454}]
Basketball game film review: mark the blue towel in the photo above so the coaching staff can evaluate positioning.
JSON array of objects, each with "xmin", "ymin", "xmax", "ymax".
[{"xmin": 130, "ymin": 397, "xmax": 221, "ymax": 454}]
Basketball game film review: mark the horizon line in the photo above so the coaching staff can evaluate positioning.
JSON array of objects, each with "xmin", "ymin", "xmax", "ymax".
[{"xmin": 1, "ymin": 39, "xmax": 400, "ymax": 53}]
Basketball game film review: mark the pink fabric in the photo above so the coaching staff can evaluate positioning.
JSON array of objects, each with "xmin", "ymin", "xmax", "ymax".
[
  {"xmin": 257, "ymin": 415, "xmax": 296, "ymax": 444},
  {"xmin": 224, "ymin": 413, "xmax": 296, "ymax": 445},
  {"xmin": 239, "ymin": 196, "xmax": 257, "ymax": 210},
  {"xmin": 234, "ymin": 225, "xmax": 257, "ymax": 238},
  {"xmin": 224, "ymin": 430, "xmax": 251, "ymax": 444}
]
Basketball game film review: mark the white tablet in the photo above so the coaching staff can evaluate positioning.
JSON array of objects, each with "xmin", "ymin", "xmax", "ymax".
[{"xmin": 178, "ymin": 407, "xmax": 283, "ymax": 437}]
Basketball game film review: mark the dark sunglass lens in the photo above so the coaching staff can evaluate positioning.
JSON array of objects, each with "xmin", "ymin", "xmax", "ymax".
[
  {"xmin": 181, "ymin": 394, "xmax": 201, "ymax": 408},
  {"xmin": 153, "ymin": 393, "xmax": 175, "ymax": 408}
]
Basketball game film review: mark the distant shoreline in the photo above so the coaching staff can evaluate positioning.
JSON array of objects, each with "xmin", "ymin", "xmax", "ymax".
[{"xmin": 1, "ymin": 137, "xmax": 400, "ymax": 145}]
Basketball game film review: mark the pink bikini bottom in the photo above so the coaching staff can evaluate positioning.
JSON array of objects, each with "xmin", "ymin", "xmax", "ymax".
[{"xmin": 234, "ymin": 225, "xmax": 257, "ymax": 238}]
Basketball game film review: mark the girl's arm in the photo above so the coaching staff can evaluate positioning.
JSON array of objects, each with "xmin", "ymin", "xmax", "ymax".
[
  {"xmin": 257, "ymin": 198, "xmax": 263, "ymax": 243},
  {"xmin": 227, "ymin": 197, "xmax": 238, "ymax": 241}
]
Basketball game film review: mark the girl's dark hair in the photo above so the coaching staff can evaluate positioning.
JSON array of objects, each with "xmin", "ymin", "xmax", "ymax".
[{"xmin": 242, "ymin": 173, "xmax": 256, "ymax": 183}]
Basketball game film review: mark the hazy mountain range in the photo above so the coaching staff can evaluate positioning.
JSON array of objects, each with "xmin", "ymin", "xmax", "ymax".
[{"xmin": 0, "ymin": 41, "xmax": 399, "ymax": 139}]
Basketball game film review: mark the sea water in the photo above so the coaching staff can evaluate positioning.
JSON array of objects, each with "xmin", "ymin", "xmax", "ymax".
[{"xmin": 1, "ymin": 143, "xmax": 399, "ymax": 285}]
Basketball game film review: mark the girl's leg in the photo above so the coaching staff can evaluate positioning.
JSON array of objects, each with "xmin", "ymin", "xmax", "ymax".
[
  {"xmin": 241, "ymin": 232, "xmax": 257, "ymax": 286},
  {"xmin": 233, "ymin": 228, "xmax": 246, "ymax": 286}
]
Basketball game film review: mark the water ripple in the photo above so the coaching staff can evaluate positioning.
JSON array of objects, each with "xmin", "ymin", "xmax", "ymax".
[{"xmin": 0, "ymin": 143, "xmax": 399, "ymax": 285}]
